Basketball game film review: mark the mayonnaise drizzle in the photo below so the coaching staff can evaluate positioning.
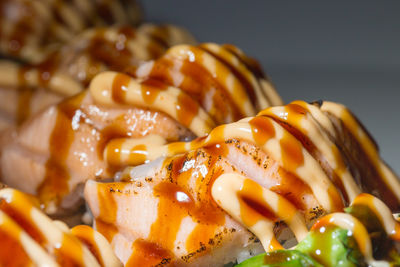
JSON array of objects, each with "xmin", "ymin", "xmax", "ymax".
[
  {"xmin": 90, "ymin": 71, "xmax": 215, "ymax": 137},
  {"xmin": 321, "ymin": 101, "xmax": 400, "ymax": 203},
  {"xmin": 115, "ymin": 114, "xmax": 342, "ymax": 212},
  {"xmin": 258, "ymin": 103, "xmax": 361, "ymax": 202},
  {"xmin": 0, "ymin": 210, "xmax": 59, "ymax": 267},
  {"xmin": 105, "ymin": 134, "xmax": 166, "ymax": 168},
  {"xmin": 198, "ymin": 43, "xmax": 271, "ymax": 109},
  {"xmin": 133, "ymin": 43, "xmax": 280, "ymax": 124},
  {"xmin": 211, "ymin": 173, "xmax": 308, "ymax": 251},
  {"xmin": 0, "ymin": 60, "xmax": 83, "ymax": 96},
  {"xmin": 113, "ymin": 99, "xmax": 400, "ymax": 214},
  {"xmin": 165, "ymin": 45, "xmax": 256, "ymax": 116},
  {"xmin": 311, "ymin": 213, "xmax": 373, "ymax": 262},
  {"xmin": 351, "ymin": 193, "xmax": 400, "ymax": 240},
  {"xmin": 71, "ymin": 225, "xmax": 122, "ymax": 267}
]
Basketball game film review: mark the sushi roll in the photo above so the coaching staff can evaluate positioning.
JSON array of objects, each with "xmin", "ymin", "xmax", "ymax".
[
  {"xmin": 0, "ymin": 43, "xmax": 278, "ymax": 216},
  {"xmin": 84, "ymin": 100, "xmax": 400, "ymax": 266}
]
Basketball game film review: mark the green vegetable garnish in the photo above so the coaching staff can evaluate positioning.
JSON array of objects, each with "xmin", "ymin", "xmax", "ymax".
[
  {"xmin": 236, "ymin": 227, "xmax": 366, "ymax": 267},
  {"xmin": 236, "ymin": 250, "xmax": 322, "ymax": 267},
  {"xmin": 296, "ymin": 227, "xmax": 365, "ymax": 267}
]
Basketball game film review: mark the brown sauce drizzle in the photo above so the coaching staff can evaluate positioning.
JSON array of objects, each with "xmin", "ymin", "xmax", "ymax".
[
  {"xmin": 95, "ymin": 220, "xmax": 118, "ymax": 245},
  {"xmin": 17, "ymin": 66, "xmax": 33, "ymax": 125},
  {"xmin": 16, "ymin": 87, "xmax": 33, "ymax": 125},
  {"xmin": 97, "ymin": 117, "xmax": 132, "ymax": 161},
  {"xmin": 140, "ymin": 78, "xmax": 166, "ymax": 105},
  {"xmin": 106, "ymin": 141, "xmax": 148, "ymax": 169},
  {"xmin": 55, "ymin": 235, "xmax": 85, "ymax": 267},
  {"xmin": 270, "ymin": 168, "xmax": 313, "ymax": 212},
  {"xmin": 105, "ymin": 139, "xmax": 123, "ymax": 167},
  {"xmin": 222, "ymin": 44, "xmax": 265, "ymax": 79},
  {"xmin": 167, "ymin": 141, "xmax": 188, "ymax": 157},
  {"xmin": 280, "ymin": 131, "xmax": 304, "ymax": 171},
  {"xmin": 15, "ymin": 60, "xmax": 59, "ymax": 125},
  {"xmin": 249, "ymin": 116, "xmax": 275, "ymax": 146},
  {"xmin": 96, "ymin": 3, "xmax": 114, "ymax": 25},
  {"xmin": 88, "ymin": 29, "xmax": 133, "ymax": 70},
  {"xmin": 144, "ymin": 26, "xmax": 170, "ymax": 47},
  {"xmin": 0, "ymin": 199, "xmax": 45, "ymax": 245},
  {"xmin": 147, "ymin": 54, "xmax": 242, "ymax": 123},
  {"xmin": 72, "ymin": 27, "xmax": 140, "ymax": 85},
  {"xmin": 328, "ymin": 113, "xmax": 400, "ymax": 211},
  {"xmin": 176, "ymin": 92, "xmax": 199, "ymax": 128},
  {"xmin": 186, "ymin": 166, "xmax": 225, "ymax": 253},
  {"xmin": 146, "ymin": 181, "xmax": 190, "ymax": 260},
  {"xmin": 179, "ymin": 55, "xmax": 244, "ymax": 122},
  {"xmin": 127, "ymin": 144, "xmax": 147, "ymax": 168},
  {"xmin": 128, "ymin": 153, "xmax": 226, "ymax": 264},
  {"xmin": 199, "ymin": 46, "xmax": 258, "ymax": 107},
  {"xmin": 202, "ymin": 143, "xmax": 229, "ymax": 159},
  {"xmin": 0, "ymin": 228, "xmax": 31, "ymax": 267},
  {"xmin": 95, "ymin": 182, "xmax": 121, "ymax": 243},
  {"xmin": 72, "ymin": 225, "xmax": 104, "ymax": 266},
  {"xmin": 143, "ymin": 36, "xmax": 167, "ymax": 60},
  {"xmin": 126, "ymin": 239, "xmax": 174, "ymax": 267},
  {"xmin": 37, "ymin": 93, "xmax": 85, "ymax": 208},
  {"xmin": 280, "ymin": 130, "xmax": 343, "ymax": 211},
  {"xmin": 238, "ymin": 179, "xmax": 278, "ymax": 226},
  {"xmin": 6, "ymin": 0, "xmax": 36, "ymax": 57},
  {"xmin": 36, "ymin": 57, "xmax": 58, "ymax": 88},
  {"xmin": 263, "ymin": 104, "xmax": 349, "ymax": 204},
  {"xmin": 111, "ymin": 72, "xmax": 131, "ymax": 104}
]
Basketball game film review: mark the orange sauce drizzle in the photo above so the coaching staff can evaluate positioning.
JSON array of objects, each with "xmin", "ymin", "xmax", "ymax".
[{"xmin": 0, "ymin": 228, "xmax": 31, "ymax": 267}]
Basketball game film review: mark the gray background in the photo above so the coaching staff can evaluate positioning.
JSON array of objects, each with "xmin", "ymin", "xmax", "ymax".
[{"xmin": 143, "ymin": 0, "xmax": 400, "ymax": 174}]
